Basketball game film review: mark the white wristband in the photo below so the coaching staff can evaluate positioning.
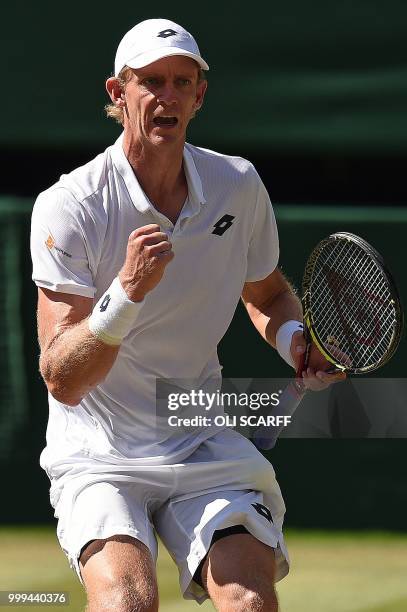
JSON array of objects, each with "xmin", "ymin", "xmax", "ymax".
[
  {"xmin": 276, "ymin": 320, "xmax": 304, "ymax": 369},
  {"xmin": 88, "ymin": 277, "xmax": 143, "ymax": 346}
]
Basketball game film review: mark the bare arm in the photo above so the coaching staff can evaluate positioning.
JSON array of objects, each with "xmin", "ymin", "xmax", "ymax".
[
  {"xmin": 37, "ymin": 224, "xmax": 174, "ymax": 406},
  {"xmin": 242, "ymin": 268, "xmax": 345, "ymax": 389},
  {"xmin": 242, "ymin": 268, "xmax": 302, "ymax": 348},
  {"xmin": 38, "ymin": 289, "xmax": 120, "ymax": 406}
]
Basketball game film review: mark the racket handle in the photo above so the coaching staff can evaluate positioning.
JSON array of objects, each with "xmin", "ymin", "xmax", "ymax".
[
  {"xmin": 295, "ymin": 337, "xmax": 312, "ymax": 379},
  {"xmin": 254, "ymin": 336, "xmax": 309, "ymax": 450},
  {"xmin": 253, "ymin": 379, "xmax": 306, "ymax": 450}
]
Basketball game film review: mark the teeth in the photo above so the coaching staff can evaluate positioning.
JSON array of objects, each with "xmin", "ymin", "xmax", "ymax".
[{"xmin": 153, "ymin": 116, "xmax": 177, "ymax": 125}]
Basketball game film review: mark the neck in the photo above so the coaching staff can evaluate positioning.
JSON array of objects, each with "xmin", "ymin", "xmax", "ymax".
[{"xmin": 122, "ymin": 132, "xmax": 187, "ymax": 223}]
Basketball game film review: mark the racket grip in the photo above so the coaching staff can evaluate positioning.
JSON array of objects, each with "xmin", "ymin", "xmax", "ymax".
[
  {"xmin": 253, "ymin": 380, "xmax": 306, "ymax": 450},
  {"xmin": 295, "ymin": 336, "xmax": 312, "ymax": 379}
]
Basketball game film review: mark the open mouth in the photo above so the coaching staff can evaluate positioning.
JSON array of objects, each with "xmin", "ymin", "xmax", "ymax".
[{"xmin": 153, "ymin": 116, "xmax": 178, "ymax": 127}]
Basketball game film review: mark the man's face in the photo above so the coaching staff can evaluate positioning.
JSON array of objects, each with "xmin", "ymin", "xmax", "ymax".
[{"xmin": 121, "ymin": 56, "xmax": 207, "ymax": 148}]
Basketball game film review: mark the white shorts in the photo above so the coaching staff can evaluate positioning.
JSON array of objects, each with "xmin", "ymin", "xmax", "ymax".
[{"xmin": 54, "ymin": 429, "xmax": 289, "ymax": 603}]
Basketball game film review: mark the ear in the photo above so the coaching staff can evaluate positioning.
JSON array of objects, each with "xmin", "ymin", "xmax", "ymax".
[
  {"xmin": 194, "ymin": 79, "xmax": 208, "ymax": 113},
  {"xmin": 106, "ymin": 77, "xmax": 126, "ymax": 107}
]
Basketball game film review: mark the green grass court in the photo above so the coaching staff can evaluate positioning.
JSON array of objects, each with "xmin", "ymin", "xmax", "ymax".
[{"xmin": 1, "ymin": 527, "xmax": 406, "ymax": 611}]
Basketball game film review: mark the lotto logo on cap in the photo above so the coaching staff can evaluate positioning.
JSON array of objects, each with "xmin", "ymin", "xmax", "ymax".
[{"xmin": 114, "ymin": 18, "xmax": 209, "ymax": 76}]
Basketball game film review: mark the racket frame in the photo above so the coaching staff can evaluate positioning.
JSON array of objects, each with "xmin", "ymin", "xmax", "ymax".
[{"xmin": 300, "ymin": 231, "xmax": 403, "ymax": 375}]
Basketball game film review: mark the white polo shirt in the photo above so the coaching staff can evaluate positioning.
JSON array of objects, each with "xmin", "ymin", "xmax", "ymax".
[{"xmin": 31, "ymin": 134, "xmax": 279, "ymax": 477}]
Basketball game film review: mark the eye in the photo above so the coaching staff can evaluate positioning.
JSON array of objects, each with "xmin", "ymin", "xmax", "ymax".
[
  {"xmin": 142, "ymin": 77, "xmax": 160, "ymax": 86},
  {"xmin": 176, "ymin": 78, "xmax": 192, "ymax": 86}
]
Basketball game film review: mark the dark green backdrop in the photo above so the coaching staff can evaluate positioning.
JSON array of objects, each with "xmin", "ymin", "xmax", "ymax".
[{"xmin": 3, "ymin": 0, "xmax": 407, "ymax": 154}]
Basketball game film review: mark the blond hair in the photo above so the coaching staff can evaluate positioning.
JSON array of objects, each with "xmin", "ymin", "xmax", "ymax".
[{"xmin": 104, "ymin": 65, "xmax": 206, "ymax": 125}]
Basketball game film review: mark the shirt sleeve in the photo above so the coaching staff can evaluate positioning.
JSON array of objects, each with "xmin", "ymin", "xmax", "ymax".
[
  {"xmin": 30, "ymin": 187, "xmax": 97, "ymax": 297},
  {"xmin": 245, "ymin": 172, "xmax": 280, "ymax": 282}
]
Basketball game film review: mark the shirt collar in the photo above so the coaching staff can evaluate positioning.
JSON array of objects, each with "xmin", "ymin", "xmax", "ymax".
[
  {"xmin": 110, "ymin": 133, "xmax": 206, "ymax": 216},
  {"xmin": 183, "ymin": 144, "xmax": 206, "ymax": 212}
]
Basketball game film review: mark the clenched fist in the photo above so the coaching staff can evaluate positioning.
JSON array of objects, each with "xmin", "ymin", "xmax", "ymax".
[{"xmin": 119, "ymin": 224, "xmax": 174, "ymax": 302}]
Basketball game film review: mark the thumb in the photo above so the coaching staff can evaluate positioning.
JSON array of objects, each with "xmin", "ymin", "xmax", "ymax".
[
  {"xmin": 292, "ymin": 330, "xmax": 306, "ymax": 350},
  {"xmin": 290, "ymin": 331, "xmax": 306, "ymax": 364}
]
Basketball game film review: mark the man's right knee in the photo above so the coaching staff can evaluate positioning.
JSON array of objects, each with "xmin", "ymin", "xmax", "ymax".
[
  {"xmin": 86, "ymin": 574, "xmax": 158, "ymax": 612},
  {"xmin": 80, "ymin": 535, "xmax": 159, "ymax": 612}
]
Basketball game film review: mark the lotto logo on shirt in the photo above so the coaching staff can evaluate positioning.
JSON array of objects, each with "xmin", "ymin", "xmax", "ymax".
[
  {"xmin": 212, "ymin": 214, "xmax": 235, "ymax": 236},
  {"xmin": 44, "ymin": 233, "xmax": 72, "ymax": 258},
  {"xmin": 45, "ymin": 234, "xmax": 55, "ymax": 250}
]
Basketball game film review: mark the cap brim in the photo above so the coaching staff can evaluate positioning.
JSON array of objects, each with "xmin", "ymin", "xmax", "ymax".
[{"xmin": 118, "ymin": 47, "xmax": 209, "ymax": 75}]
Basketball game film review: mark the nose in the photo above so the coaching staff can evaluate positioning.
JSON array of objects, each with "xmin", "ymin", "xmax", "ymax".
[{"xmin": 156, "ymin": 83, "xmax": 177, "ymax": 107}]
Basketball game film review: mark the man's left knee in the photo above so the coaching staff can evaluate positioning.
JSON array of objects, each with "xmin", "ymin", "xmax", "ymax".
[
  {"xmin": 202, "ymin": 533, "xmax": 278, "ymax": 611},
  {"xmin": 217, "ymin": 582, "xmax": 278, "ymax": 612}
]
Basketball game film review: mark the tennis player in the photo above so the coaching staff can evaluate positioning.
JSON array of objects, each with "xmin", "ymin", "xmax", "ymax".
[{"xmin": 30, "ymin": 18, "xmax": 344, "ymax": 612}]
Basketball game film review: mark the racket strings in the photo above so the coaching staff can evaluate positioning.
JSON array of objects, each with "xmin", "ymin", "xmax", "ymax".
[
  {"xmin": 314, "ymin": 254, "xmax": 394, "ymax": 366},
  {"xmin": 308, "ymin": 239, "xmax": 397, "ymax": 370},
  {"xmin": 318, "ymin": 252, "xmax": 390, "ymax": 340},
  {"xmin": 311, "ymin": 243, "xmax": 375, "ymax": 332},
  {"xmin": 317, "ymin": 256, "xmax": 394, "ymax": 366}
]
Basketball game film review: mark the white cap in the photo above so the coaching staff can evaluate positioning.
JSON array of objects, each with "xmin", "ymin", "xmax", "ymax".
[{"xmin": 114, "ymin": 18, "xmax": 209, "ymax": 77}]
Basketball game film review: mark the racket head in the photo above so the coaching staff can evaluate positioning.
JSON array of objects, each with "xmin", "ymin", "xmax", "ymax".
[{"xmin": 301, "ymin": 232, "xmax": 403, "ymax": 374}]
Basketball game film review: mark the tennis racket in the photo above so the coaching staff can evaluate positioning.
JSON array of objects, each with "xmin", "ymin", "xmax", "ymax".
[{"xmin": 254, "ymin": 231, "xmax": 403, "ymax": 449}]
